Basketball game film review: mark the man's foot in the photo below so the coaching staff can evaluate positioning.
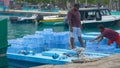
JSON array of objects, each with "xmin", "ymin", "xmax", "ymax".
[
  {"xmin": 69, "ymin": 46, "xmax": 75, "ymax": 50},
  {"xmin": 73, "ymin": 47, "xmax": 85, "ymax": 53},
  {"xmin": 82, "ymin": 45, "xmax": 85, "ymax": 48}
]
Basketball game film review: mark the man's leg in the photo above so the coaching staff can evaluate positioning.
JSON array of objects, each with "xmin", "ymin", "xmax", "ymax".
[
  {"xmin": 116, "ymin": 41, "xmax": 120, "ymax": 48},
  {"xmin": 108, "ymin": 39, "xmax": 114, "ymax": 45},
  {"xmin": 69, "ymin": 27, "xmax": 76, "ymax": 49},
  {"xmin": 70, "ymin": 37, "xmax": 75, "ymax": 49},
  {"xmin": 69, "ymin": 29, "xmax": 75, "ymax": 49},
  {"xmin": 116, "ymin": 35, "xmax": 120, "ymax": 48},
  {"xmin": 78, "ymin": 36, "xmax": 84, "ymax": 47},
  {"xmin": 77, "ymin": 28, "xmax": 85, "ymax": 47}
]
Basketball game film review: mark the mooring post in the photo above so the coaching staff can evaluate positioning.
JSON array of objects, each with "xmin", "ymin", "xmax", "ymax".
[
  {"xmin": 35, "ymin": 20, "xmax": 38, "ymax": 31},
  {"xmin": 0, "ymin": 18, "xmax": 9, "ymax": 68}
]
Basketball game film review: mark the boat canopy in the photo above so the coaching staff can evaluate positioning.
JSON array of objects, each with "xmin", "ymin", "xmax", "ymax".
[{"xmin": 79, "ymin": 8, "xmax": 110, "ymax": 21}]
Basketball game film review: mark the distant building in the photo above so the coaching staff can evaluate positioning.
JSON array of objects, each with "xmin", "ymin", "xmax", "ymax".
[{"xmin": 0, "ymin": 0, "xmax": 10, "ymax": 6}]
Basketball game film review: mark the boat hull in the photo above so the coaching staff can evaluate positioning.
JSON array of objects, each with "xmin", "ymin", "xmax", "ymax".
[
  {"xmin": 7, "ymin": 50, "xmax": 110, "ymax": 68},
  {"xmin": 10, "ymin": 19, "xmax": 34, "ymax": 23},
  {"xmin": 115, "ymin": 19, "xmax": 120, "ymax": 26},
  {"xmin": 7, "ymin": 53, "xmax": 68, "ymax": 65},
  {"xmin": 39, "ymin": 19, "xmax": 63, "ymax": 23},
  {"xmin": 38, "ymin": 19, "xmax": 119, "ymax": 28},
  {"xmin": 8, "ymin": 59, "xmax": 45, "ymax": 68},
  {"xmin": 39, "ymin": 22, "xmax": 65, "ymax": 26},
  {"xmin": 82, "ymin": 20, "xmax": 119, "ymax": 28}
]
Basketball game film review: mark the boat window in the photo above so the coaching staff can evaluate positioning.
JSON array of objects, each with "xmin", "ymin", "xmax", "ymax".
[
  {"xmin": 96, "ymin": 11, "xmax": 102, "ymax": 20},
  {"xmin": 100, "ymin": 9, "xmax": 110, "ymax": 16},
  {"xmin": 85, "ymin": 11, "xmax": 96, "ymax": 20}
]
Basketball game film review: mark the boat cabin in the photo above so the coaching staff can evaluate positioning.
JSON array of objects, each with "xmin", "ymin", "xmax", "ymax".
[{"xmin": 79, "ymin": 8, "xmax": 110, "ymax": 21}]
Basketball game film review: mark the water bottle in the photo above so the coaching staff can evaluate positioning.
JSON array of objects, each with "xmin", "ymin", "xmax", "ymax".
[
  {"xmin": 99, "ymin": 38, "xmax": 108, "ymax": 45},
  {"xmin": 86, "ymin": 40, "xmax": 98, "ymax": 51},
  {"xmin": 27, "ymin": 45, "xmax": 36, "ymax": 53},
  {"xmin": 52, "ymin": 53, "xmax": 59, "ymax": 59},
  {"xmin": 28, "ymin": 50, "xmax": 35, "ymax": 55},
  {"xmin": 35, "ymin": 31, "xmax": 43, "ymax": 36},
  {"xmin": 43, "ymin": 28, "xmax": 53, "ymax": 32}
]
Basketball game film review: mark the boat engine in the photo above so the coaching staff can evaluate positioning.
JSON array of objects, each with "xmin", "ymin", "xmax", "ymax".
[{"xmin": 36, "ymin": 14, "xmax": 43, "ymax": 23}]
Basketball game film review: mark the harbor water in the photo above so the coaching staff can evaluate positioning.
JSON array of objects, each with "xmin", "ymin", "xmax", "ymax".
[
  {"xmin": 8, "ymin": 21, "xmax": 120, "ymax": 39},
  {"xmin": 111, "ymin": 11, "xmax": 120, "ymax": 15}
]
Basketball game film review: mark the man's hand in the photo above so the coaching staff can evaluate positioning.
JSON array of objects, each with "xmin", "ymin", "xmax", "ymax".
[
  {"xmin": 90, "ymin": 40, "xmax": 100, "ymax": 47},
  {"xmin": 80, "ymin": 25, "xmax": 82, "ymax": 30}
]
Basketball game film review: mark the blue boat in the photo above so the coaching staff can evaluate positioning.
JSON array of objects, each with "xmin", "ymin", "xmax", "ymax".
[
  {"xmin": 7, "ymin": 29, "xmax": 120, "ymax": 68},
  {"xmin": 7, "ymin": 49, "xmax": 110, "ymax": 67}
]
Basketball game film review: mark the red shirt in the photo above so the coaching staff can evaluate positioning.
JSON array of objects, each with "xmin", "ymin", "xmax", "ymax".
[
  {"xmin": 68, "ymin": 8, "xmax": 81, "ymax": 27},
  {"xmin": 102, "ymin": 28, "xmax": 119, "ymax": 41}
]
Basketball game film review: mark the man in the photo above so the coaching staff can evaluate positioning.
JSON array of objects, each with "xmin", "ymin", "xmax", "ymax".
[
  {"xmin": 68, "ymin": 3, "xmax": 84, "ymax": 49},
  {"xmin": 91, "ymin": 24, "xmax": 120, "ymax": 48}
]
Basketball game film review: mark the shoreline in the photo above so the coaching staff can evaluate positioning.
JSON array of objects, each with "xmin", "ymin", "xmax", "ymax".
[{"xmin": 32, "ymin": 54, "xmax": 120, "ymax": 68}]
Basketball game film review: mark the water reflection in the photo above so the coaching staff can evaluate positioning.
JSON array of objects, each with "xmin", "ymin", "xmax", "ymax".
[
  {"xmin": 8, "ymin": 22, "xmax": 69, "ymax": 39},
  {"xmin": 8, "ymin": 21, "xmax": 120, "ymax": 39}
]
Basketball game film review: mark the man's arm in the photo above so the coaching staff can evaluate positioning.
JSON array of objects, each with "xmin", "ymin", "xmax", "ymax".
[
  {"xmin": 90, "ymin": 35, "xmax": 103, "ymax": 42},
  {"xmin": 79, "ymin": 22, "xmax": 82, "ymax": 30},
  {"xmin": 97, "ymin": 35, "xmax": 104, "ymax": 44}
]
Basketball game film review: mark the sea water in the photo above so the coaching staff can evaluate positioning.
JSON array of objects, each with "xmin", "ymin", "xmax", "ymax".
[{"xmin": 111, "ymin": 11, "xmax": 120, "ymax": 15}]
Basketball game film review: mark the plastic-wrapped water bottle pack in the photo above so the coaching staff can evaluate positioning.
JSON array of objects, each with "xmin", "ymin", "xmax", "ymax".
[
  {"xmin": 8, "ymin": 29, "xmax": 70, "ymax": 54},
  {"xmin": 85, "ymin": 40, "xmax": 116, "ymax": 53},
  {"xmin": 8, "ymin": 38, "xmax": 25, "ymax": 53},
  {"xmin": 85, "ymin": 41, "xmax": 99, "ymax": 51}
]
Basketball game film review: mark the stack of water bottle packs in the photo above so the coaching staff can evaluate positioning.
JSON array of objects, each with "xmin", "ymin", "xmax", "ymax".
[
  {"xmin": 7, "ymin": 28, "xmax": 117, "ymax": 55},
  {"xmin": 8, "ymin": 29, "xmax": 70, "ymax": 54},
  {"xmin": 85, "ymin": 40, "xmax": 116, "ymax": 53}
]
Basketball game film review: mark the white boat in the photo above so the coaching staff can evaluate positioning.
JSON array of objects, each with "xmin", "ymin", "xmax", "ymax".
[
  {"xmin": 64, "ymin": 8, "xmax": 120, "ymax": 27},
  {"xmin": 9, "ymin": 14, "xmax": 38, "ymax": 23},
  {"xmin": 43, "ymin": 15, "xmax": 64, "ymax": 20},
  {"xmin": 81, "ymin": 8, "xmax": 120, "ymax": 27},
  {"xmin": 36, "ymin": 15, "xmax": 65, "ymax": 24}
]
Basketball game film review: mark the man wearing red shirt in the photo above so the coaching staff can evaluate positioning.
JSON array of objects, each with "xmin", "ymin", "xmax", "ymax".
[
  {"xmin": 91, "ymin": 24, "xmax": 120, "ymax": 48},
  {"xmin": 68, "ymin": 3, "xmax": 84, "ymax": 49}
]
